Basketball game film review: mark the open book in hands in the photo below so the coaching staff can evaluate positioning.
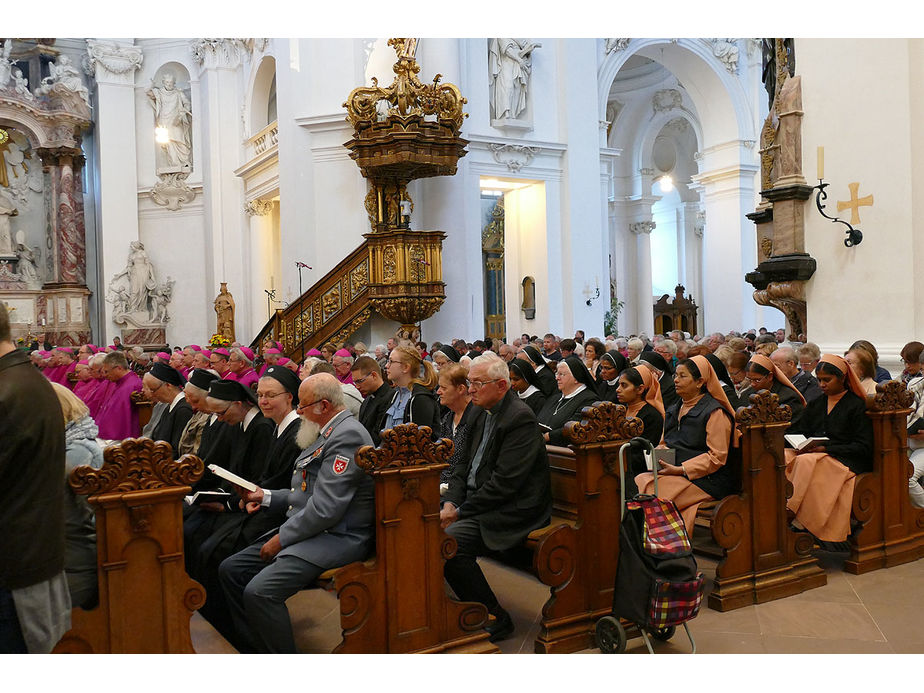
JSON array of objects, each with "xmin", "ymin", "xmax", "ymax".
[
  {"xmin": 184, "ymin": 490, "xmax": 232, "ymax": 506},
  {"xmin": 784, "ymin": 434, "xmax": 829, "ymax": 451},
  {"xmin": 207, "ymin": 464, "xmax": 258, "ymax": 493}
]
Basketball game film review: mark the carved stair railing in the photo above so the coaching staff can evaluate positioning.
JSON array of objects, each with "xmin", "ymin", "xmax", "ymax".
[
  {"xmin": 251, "ymin": 242, "xmax": 371, "ymax": 362},
  {"xmin": 53, "ymin": 438, "xmax": 205, "ymax": 653}
]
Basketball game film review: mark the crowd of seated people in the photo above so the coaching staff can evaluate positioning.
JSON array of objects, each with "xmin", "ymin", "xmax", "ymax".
[{"xmin": 11, "ymin": 316, "xmax": 924, "ymax": 654}]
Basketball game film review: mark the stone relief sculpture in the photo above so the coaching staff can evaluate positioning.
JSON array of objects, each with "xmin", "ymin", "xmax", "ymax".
[
  {"xmin": 107, "ymin": 241, "xmax": 175, "ymax": 327},
  {"xmin": 0, "ymin": 40, "xmax": 12, "ymax": 88},
  {"xmin": 213, "ymin": 282, "xmax": 235, "ymax": 342},
  {"xmin": 15, "ymin": 242, "xmax": 41, "ymax": 289},
  {"xmin": 0, "ymin": 192, "xmax": 17, "ymax": 257},
  {"xmin": 488, "ymin": 38, "xmax": 541, "ymax": 122},
  {"xmin": 36, "ymin": 54, "xmax": 90, "ymax": 107},
  {"xmin": 146, "ymin": 73, "xmax": 193, "ymax": 174},
  {"xmin": 710, "ymin": 38, "xmax": 740, "ymax": 74}
]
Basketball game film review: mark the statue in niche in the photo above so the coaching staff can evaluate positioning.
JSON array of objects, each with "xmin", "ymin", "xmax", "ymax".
[
  {"xmin": 0, "ymin": 192, "xmax": 17, "ymax": 256},
  {"xmin": 214, "ymin": 282, "xmax": 235, "ymax": 342},
  {"xmin": 0, "ymin": 40, "xmax": 11, "ymax": 88},
  {"xmin": 15, "ymin": 242, "xmax": 41, "ymax": 289},
  {"xmin": 112, "ymin": 241, "xmax": 157, "ymax": 313},
  {"xmin": 150, "ymin": 277, "xmax": 175, "ymax": 323},
  {"xmin": 11, "ymin": 68, "xmax": 34, "ymax": 101},
  {"xmin": 489, "ymin": 38, "xmax": 541, "ymax": 121},
  {"xmin": 37, "ymin": 54, "xmax": 90, "ymax": 105},
  {"xmin": 146, "ymin": 73, "xmax": 193, "ymax": 173}
]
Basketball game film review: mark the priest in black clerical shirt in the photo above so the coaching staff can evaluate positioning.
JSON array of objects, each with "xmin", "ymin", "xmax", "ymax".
[{"xmin": 144, "ymin": 362, "xmax": 194, "ymax": 459}]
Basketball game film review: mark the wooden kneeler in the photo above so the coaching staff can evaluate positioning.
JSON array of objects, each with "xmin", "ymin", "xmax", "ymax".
[
  {"xmin": 53, "ymin": 438, "xmax": 206, "ymax": 653},
  {"xmin": 328, "ymin": 424, "xmax": 499, "ymax": 653},
  {"xmin": 707, "ymin": 390, "xmax": 826, "ymax": 611},
  {"xmin": 532, "ymin": 401, "xmax": 639, "ymax": 653},
  {"xmin": 847, "ymin": 381, "xmax": 924, "ymax": 574}
]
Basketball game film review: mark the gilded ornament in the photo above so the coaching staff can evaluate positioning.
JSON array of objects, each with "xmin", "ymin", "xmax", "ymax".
[
  {"xmin": 350, "ymin": 260, "xmax": 368, "ymax": 301},
  {"xmin": 322, "ymin": 284, "xmax": 342, "ymax": 323},
  {"xmin": 383, "ymin": 246, "xmax": 398, "ymax": 284}
]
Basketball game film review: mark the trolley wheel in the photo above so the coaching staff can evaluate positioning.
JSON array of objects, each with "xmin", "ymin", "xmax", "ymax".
[
  {"xmin": 647, "ymin": 625, "xmax": 676, "ymax": 641},
  {"xmin": 595, "ymin": 616, "xmax": 627, "ymax": 654}
]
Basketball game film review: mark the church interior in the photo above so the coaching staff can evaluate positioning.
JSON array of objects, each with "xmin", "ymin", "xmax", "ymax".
[{"xmin": 2, "ymin": 23, "xmax": 923, "ymax": 673}]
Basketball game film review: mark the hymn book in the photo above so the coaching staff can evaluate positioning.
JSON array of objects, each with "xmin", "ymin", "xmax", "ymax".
[
  {"xmin": 784, "ymin": 434, "xmax": 830, "ymax": 451},
  {"xmin": 206, "ymin": 464, "xmax": 258, "ymax": 492},
  {"xmin": 184, "ymin": 490, "xmax": 233, "ymax": 506}
]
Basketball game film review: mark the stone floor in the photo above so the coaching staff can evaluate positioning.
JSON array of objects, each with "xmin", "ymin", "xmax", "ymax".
[{"xmin": 189, "ymin": 549, "xmax": 924, "ymax": 655}]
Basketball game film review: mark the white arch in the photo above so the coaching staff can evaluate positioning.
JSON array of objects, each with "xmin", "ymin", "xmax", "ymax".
[{"xmin": 245, "ymin": 54, "xmax": 277, "ymax": 137}]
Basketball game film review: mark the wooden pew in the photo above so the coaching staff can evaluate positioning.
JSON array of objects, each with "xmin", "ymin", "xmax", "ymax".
[
  {"xmin": 847, "ymin": 381, "xmax": 924, "ymax": 573},
  {"xmin": 130, "ymin": 390, "xmax": 154, "ymax": 430},
  {"xmin": 530, "ymin": 401, "xmax": 640, "ymax": 653},
  {"xmin": 326, "ymin": 424, "xmax": 499, "ymax": 653},
  {"xmin": 706, "ymin": 390, "xmax": 827, "ymax": 611},
  {"xmin": 53, "ymin": 438, "xmax": 206, "ymax": 653}
]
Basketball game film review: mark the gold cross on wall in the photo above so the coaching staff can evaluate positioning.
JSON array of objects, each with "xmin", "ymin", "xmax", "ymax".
[{"xmin": 836, "ymin": 182, "xmax": 873, "ymax": 225}]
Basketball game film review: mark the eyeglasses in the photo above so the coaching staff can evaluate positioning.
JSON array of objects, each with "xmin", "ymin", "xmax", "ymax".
[
  {"xmin": 296, "ymin": 398, "xmax": 327, "ymax": 413},
  {"xmin": 467, "ymin": 378, "xmax": 499, "ymax": 390},
  {"xmin": 353, "ymin": 373, "xmax": 371, "ymax": 385},
  {"xmin": 257, "ymin": 390, "xmax": 288, "ymax": 400},
  {"xmin": 746, "ymin": 374, "xmax": 770, "ymax": 384}
]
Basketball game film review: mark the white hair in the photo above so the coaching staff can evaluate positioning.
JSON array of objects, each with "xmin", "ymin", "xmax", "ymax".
[
  {"xmin": 627, "ymin": 338, "xmax": 644, "ymax": 351},
  {"xmin": 472, "ymin": 353, "xmax": 510, "ymax": 384},
  {"xmin": 230, "ymin": 347, "xmax": 252, "ymax": 366},
  {"xmin": 89, "ymin": 353, "xmax": 107, "ymax": 367}
]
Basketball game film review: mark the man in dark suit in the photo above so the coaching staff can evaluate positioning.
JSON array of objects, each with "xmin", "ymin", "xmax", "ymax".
[
  {"xmin": 351, "ymin": 355, "xmax": 394, "ymax": 445},
  {"xmin": 772, "ymin": 347, "xmax": 823, "ymax": 403},
  {"xmin": 440, "ymin": 354, "xmax": 552, "ymax": 642},
  {"xmin": 145, "ymin": 362, "xmax": 194, "ymax": 459}
]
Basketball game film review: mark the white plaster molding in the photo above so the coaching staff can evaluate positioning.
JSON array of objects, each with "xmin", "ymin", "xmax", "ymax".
[
  {"xmin": 488, "ymin": 143, "xmax": 542, "ymax": 173},
  {"xmin": 191, "ymin": 39, "xmax": 249, "ymax": 70},
  {"xmin": 694, "ymin": 210, "xmax": 705, "ymax": 238},
  {"xmin": 629, "ymin": 221, "xmax": 656, "ymax": 235},
  {"xmin": 244, "ymin": 199, "xmax": 274, "ymax": 216},
  {"xmin": 638, "ymin": 168, "xmax": 655, "ymax": 176},
  {"xmin": 296, "ymin": 113, "xmax": 353, "ymax": 134},
  {"xmin": 151, "ymin": 173, "xmax": 196, "ymax": 211},
  {"xmin": 652, "ymin": 89, "xmax": 683, "ymax": 114},
  {"xmin": 707, "ymin": 39, "xmax": 740, "ymax": 74},
  {"xmin": 604, "ymin": 39, "xmax": 631, "ymax": 54},
  {"xmin": 85, "ymin": 40, "xmax": 143, "ymax": 85}
]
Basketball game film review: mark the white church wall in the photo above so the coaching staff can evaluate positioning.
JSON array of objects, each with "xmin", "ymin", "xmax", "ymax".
[
  {"xmin": 800, "ymin": 38, "xmax": 917, "ymax": 375},
  {"xmin": 504, "ymin": 182, "xmax": 549, "ymax": 339}
]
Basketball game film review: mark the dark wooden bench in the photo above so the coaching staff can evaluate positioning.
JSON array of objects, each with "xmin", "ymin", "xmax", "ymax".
[
  {"xmin": 703, "ymin": 390, "xmax": 827, "ymax": 611},
  {"xmin": 53, "ymin": 438, "xmax": 206, "ymax": 653},
  {"xmin": 847, "ymin": 381, "xmax": 924, "ymax": 573},
  {"xmin": 323, "ymin": 424, "xmax": 499, "ymax": 653}
]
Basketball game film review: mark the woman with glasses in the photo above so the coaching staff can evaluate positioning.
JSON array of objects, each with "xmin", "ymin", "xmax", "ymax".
[
  {"xmin": 595, "ymin": 349, "xmax": 629, "ymax": 403},
  {"xmin": 739, "ymin": 353, "xmax": 806, "ymax": 428},
  {"xmin": 381, "ymin": 344, "xmax": 440, "ymax": 438},
  {"xmin": 537, "ymin": 356, "xmax": 599, "ymax": 445},
  {"xmin": 437, "ymin": 364, "xmax": 480, "ymax": 489},
  {"xmin": 507, "ymin": 357, "xmax": 546, "ymax": 415}
]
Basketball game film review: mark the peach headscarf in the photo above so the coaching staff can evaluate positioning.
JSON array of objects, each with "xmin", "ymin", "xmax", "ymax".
[
  {"xmin": 747, "ymin": 353, "xmax": 806, "ymax": 406},
  {"xmin": 636, "ymin": 364, "xmax": 664, "ymax": 418},
  {"xmin": 688, "ymin": 354, "xmax": 740, "ymax": 446},
  {"xmin": 819, "ymin": 353, "xmax": 868, "ymax": 399}
]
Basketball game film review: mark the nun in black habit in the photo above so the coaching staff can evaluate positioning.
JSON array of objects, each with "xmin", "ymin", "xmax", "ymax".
[
  {"xmin": 537, "ymin": 356, "xmax": 600, "ymax": 446},
  {"xmin": 595, "ymin": 349, "xmax": 630, "ymax": 403},
  {"xmin": 520, "ymin": 345, "xmax": 558, "ymax": 398},
  {"xmin": 508, "ymin": 357, "xmax": 547, "ymax": 415}
]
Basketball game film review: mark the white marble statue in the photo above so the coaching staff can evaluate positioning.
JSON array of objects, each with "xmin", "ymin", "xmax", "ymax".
[
  {"xmin": 15, "ymin": 243, "xmax": 41, "ymax": 288},
  {"xmin": 146, "ymin": 73, "xmax": 193, "ymax": 173},
  {"xmin": 11, "ymin": 68, "xmax": 34, "ymax": 100},
  {"xmin": 149, "ymin": 277, "xmax": 174, "ymax": 323},
  {"xmin": 38, "ymin": 54, "xmax": 90, "ymax": 104},
  {"xmin": 0, "ymin": 193, "xmax": 18, "ymax": 256},
  {"xmin": 111, "ymin": 241, "xmax": 157, "ymax": 313},
  {"xmin": 0, "ymin": 40, "xmax": 12, "ymax": 88},
  {"xmin": 488, "ymin": 38, "xmax": 541, "ymax": 121}
]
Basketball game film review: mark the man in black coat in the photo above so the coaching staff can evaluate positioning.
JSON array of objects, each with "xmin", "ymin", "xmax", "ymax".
[
  {"xmin": 772, "ymin": 347, "xmax": 824, "ymax": 403},
  {"xmin": 0, "ymin": 305, "xmax": 70, "ymax": 652},
  {"xmin": 440, "ymin": 354, "xmax": 552, "ymax": 642},
  {"xmin": 351, "ymin": 355, "xmax": 394, "ymax": 445},
  {"xmin": 145, "ymin": 362, "xmax": 194, "ymax": 459}
]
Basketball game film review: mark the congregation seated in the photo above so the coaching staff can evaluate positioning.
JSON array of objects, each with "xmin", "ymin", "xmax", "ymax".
[
  {"xmin": 537, "ymin": 356, "xmax": 599, "ymax": 446},
  {"xmin": 224, "ymin": 346, "xmax": 259, "ymax": 390},
  {"xmin": 175, "ymin": 368, "xmax": 218, "ymax": 458},
  {"xmin": 518, "ymin": 345, "xmax": 558, "ymax": 398},
  {"xmin": 507, "ymin": 357, "xmax": 546, "ymax": 415},
  {"xmin": 772, "ymin": 346, "xmax": 824, "ymax": 403},
  {"xmin": 50, "ymin": 383, "xmax": 103, "ymax": 610},
  {"xmin": 635, "ymin": 354, "xmax": 739, "ymax": 533},
  {"xmin": 594, "ymin": 349, "xmax": 629, "ymax": 403},
  {"xmin": 784, "ymin": 354, "xmax": 874, "ymax": 543},
  {"xmin": 95, "ymin": 351, "xmax": 142, "ymax": 440},
  {"xmin": 209, "ymin": 348, "xmax": 232, "ymax": 378},
  {"xmin": 615, "ymin": 366, "xmax": 665, "ymax": 495},
  {"xmin": 844, "ymin": 345, "xmax": 879, "ymax": 395},
  {"xmin": 850, "ymin": 339, "xmax": 892, "ymax": 384},
  {"xmin": 143, "ymin": 362, "xmax": 193, "ymax": 459},
  {"xmin": 440, "ymin": 354, "xmax": 552, "ymax": 643},
  {"xmin": 437, "ymin": 363, "xmax": 480, "ymax": 489},
  {"xmin": 431, "ymin": 343, "xmax": 463, "ymax": 372},
  {"xmin": 900, "ymin": 341, "xmax": 924, "ymax": 386},
  {"xmin": 737, "ymin": 353, "xmax": 806, "ymax": 428},
  {"xmin": 380, "ymin": 345, "xmax": 440, "ymax": 436},
  {"xmin": 307, "ymin": 360, "xmax": 363, "ymax": 416},
  {"xmin": 218, "ymin": 373, "xmax": 375, "ymax": 653},
  {"xmin": 581, "ymin": 337, "xmax": 605, "ymax": 377},
  {"xmin": 350, "ymin": 355, "xmax": 394, "ymax": 445},
  {"xmin": 637, "ymin": 350, "xmax": 679, "ymax": 412},
  {"xmin": 903, "ymin": 348, "xmax": 924, "ymax": 508},
  {"xmin": 704, "ymin": 352, "xmax": 742, "ymax": 412}
]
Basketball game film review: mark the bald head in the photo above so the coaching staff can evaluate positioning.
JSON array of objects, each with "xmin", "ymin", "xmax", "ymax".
[{"xmin": 770, "ymin": 346, "xmax": 799, "ymax": 378}]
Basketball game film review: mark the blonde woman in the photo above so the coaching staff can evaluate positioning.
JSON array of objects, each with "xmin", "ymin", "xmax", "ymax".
[
  {"xmin": 382, "ymin": 344, "xmax": 441, "ymax": 437},
  {"xmin": 51, "ymin": 382, "xmax": 104, "ymax": 609}
]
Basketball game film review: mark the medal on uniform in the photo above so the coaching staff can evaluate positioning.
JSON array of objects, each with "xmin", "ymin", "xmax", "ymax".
[{"xmin": 301, "ymin": 468, "xmax": 307, "ymax": 492}]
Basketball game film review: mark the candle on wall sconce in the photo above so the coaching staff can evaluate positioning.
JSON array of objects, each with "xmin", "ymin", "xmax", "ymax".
[{"xmin": 817, "ymin": 146, "xmax": 824, "ymax": 180}]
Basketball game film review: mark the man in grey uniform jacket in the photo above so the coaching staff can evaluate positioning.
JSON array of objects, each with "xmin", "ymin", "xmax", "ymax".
[{"xmin": 219, "ymin": 373, "xmax": 375, "ymax": 653}]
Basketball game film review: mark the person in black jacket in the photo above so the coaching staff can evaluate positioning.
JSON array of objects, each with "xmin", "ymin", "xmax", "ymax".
[
  {"xmin": 616, "ymin": 366, "xmax": 665, "ymax": 494},
  {"xmin": 508, "ymin": 357, "xmax": 546, "ymax": 415},
  {"xmin": 437, "ymin": 363, "xmax": 481, "ymax": 486},
  {"xmin": 381, "ymin": 344, "xmax": 440, "ymax": 437},
  {"xmin": 595, "ymin": 349, "xmax": 630, "ymax": 403},
  {"xmin": 441, "ymin": 354, "xmax": 552, "ymax": 642},
  {"xmin": 784, "ymin": 354, "xmax": 873, "ymax": 543},
  {"xmin": 144, "ymin": 362, "xmax": 194, "ymax": 459},
  {"xmin": 537, "ymin": 356, "xmax": 600, "ymax": 446},
  {"xmin": 351, "ymin": 355, "xmax": 394, "ymax": 445},
  {"xmin": 638, "ymin": 350, "xmax": 679, "ymax": 412},
  {"xmin": 519, "ymin": 344, "xmax": 557, "ymax": 398}
]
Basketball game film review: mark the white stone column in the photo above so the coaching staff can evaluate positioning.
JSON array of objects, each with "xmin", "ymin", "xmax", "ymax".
[
  {"xmin": 692, "ymin": 159, "xmax": 759, "ymax": 334},
  {"xmin": 680, "ymin": 201, "xmax": 705, "ymax": 332},
  {"xmin": 86, "ymin": 39, "xmax": 143, "ymax": 344},
  {"xmin": 245, "ymin": 199, "xmax": 277, "ymax": 337},
  {"xmin": 191, "ymin": 39, "xmax": 250, "ymax": 339},
  {"xmin": 630, "ymin": 221, "xmax": 656, "ymax": 336}
]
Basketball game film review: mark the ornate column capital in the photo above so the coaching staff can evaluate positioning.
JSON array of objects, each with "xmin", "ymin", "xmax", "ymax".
[
  {"xmin": 86, "ymin": 40, "xmax": 143, "ymax": 85},
  {"xmin": 191, "ymin": 39, "xmax": 250, "ymax": 70},
  {"xmin": 630, "ymin": 221, "xmax": 656, "ymax": 235},
  {"xmin": 244, "ymin": 199, "xmax": 274, "ymax": 217}
]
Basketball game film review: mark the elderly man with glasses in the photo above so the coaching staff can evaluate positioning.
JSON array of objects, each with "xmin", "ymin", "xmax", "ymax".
[{"xmin": 440, "ymin": 353, "xmax": 552, "ymax": 643}]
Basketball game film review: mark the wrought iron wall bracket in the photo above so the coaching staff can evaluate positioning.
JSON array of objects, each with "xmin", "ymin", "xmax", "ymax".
[{"xmin": 814, "ymin": 180, "xmax": 863, "ymax": 248}]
